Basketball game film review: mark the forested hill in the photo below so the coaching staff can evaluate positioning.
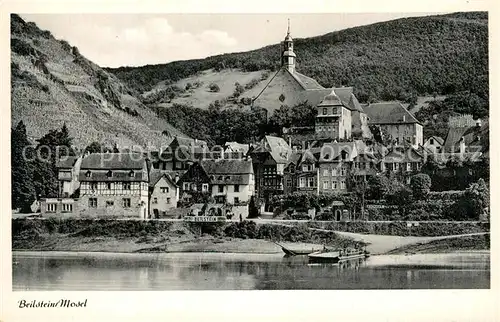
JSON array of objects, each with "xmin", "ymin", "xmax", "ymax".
[{"xmin": 107, "ymin": 12, "xmax": 488, "ymax": 103}]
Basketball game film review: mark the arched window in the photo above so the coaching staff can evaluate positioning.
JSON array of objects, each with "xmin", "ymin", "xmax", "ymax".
[
  {"xmin": 86, "ymin": 170, "xmax": 92, "ymax": 178},
  {"xmin": 107, "ymin": 170, "xmax": 113, "ymax": 178}
]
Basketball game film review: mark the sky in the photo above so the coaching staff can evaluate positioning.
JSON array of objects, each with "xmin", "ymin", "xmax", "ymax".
[{"xmin": 20, "ymin": 13, "xmax": 440, "ymax": 68}]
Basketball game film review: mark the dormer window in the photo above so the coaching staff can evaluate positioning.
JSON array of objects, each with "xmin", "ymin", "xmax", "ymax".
[
  {"xmin": 86, "ymin": 170, "xmax": 92, "ymax": 178},
  {"xmin": 225, "ymin": 176, "xmax": 231, "ymax": 181},
  {"xmin": 129, "ymin": 170, "xmax": 135, "ymax": 177},
  {"xmin": 323, "ymin": 108, "xmax": 327, "ymax": 115},
  {"xmin": 107, "ymin": 170, "xmax": 113, "ymax": 178}
]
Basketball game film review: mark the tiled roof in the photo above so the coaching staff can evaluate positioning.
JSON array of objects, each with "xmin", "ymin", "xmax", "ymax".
[
  {"xmin": 80, "ymin": 153, "xmax": 146, "ymax": 170},
  {"xmin": 290, "ymin": 70, "xmax": 325, "ymax": 90},
  {"xmin": 317, "ymin": 142, "xmax": 358, "ymax": 162},
  {"xmin": 149, "ymin": 171, "xmax": 177, "ymax": 188},
  {"xmin": 78, "ymin": 169, "xmax": 147, "ymax": 182},
  {"xmin": 383, "ymin": 147, "xmax": 423, "ymax": 163},
  {"xmin": 253, "ymin": 136, "xmax": 292, "ymax": 163},
  {"xmin": 200, "ymin": 159, "xmax": 253, "ymax": 185},
  {"xmin": 364, "ymin": 101, "xmax": 420, "ymax": 124},
  {"xmin": 56, "ymin": 156, "xmax": 79, "ymax": 169},
  {"xmin": 442, "ymin": 125, "xmax": 486, "ymax": 153},
  {"xmin": 224, "ymin": 142, "xmax": 250, "ymax": 154},
  {"xmin": 427, "ymin": 136, "xmax": 445, "ymax": 146}
]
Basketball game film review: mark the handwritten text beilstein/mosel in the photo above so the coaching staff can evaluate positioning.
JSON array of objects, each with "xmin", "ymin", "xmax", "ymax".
[{"xmin": 18, "ymin": 299, "xmax": 87, "ymax": 308}]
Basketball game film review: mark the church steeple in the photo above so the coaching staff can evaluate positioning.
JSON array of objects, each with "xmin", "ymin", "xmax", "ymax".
[{"xmin": 281, "ymin": 19, "xmax": 296, "ymax": 73}]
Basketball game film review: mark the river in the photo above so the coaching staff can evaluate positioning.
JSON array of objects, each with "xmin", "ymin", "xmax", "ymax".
[{"xmin": 12, "ymin": 251, "xmax": 489, "ymax": 290}]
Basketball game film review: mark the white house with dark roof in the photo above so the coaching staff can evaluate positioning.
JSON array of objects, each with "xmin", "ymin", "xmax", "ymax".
[
  {"xmin": 178, "ymin": 159, "xmax": 254, "ymax": 206},
  {"xmin": 364, "ymin": 101, "xmax": 423, "ymax": 149},
  {"xmin": 77, "ymin": 153, "xmax": 149, "ymax": 218},
  {"xmin": 149, "ymin": 171, "xmax": 179, "ymax": 218},
  {"xmin": 424, "ymin": 136, "xmax": 445, "ymax": 154}
]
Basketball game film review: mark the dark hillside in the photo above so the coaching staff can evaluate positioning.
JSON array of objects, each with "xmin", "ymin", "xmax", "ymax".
[{"xmin": 108, "ymin": 12, "xmax": 488, "ymax": 103}]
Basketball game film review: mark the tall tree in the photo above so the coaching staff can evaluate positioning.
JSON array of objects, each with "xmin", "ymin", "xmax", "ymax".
[
  {"xmin": 32, "ymin": 124, "xmax": 75, "ymax": 198},
  {"xmin": 11, "ymin": 121, "xmax": 36, "ymax": 212}
]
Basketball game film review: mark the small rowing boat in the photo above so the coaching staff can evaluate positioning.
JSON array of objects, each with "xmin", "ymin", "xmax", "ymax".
[{"xmin": 274, "ymin": 242, "xmax": 324, "ymax": 256}]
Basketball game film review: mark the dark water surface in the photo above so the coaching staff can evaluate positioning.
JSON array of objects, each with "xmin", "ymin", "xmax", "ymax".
[{"xmin": 12, "ymin": 251, "xmax": 490, "ymax": 290}]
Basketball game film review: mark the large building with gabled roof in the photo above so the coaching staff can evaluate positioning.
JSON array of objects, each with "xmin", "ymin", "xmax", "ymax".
[
  {"xmin": 364, "ymin": 101, "xmax": 423, "ymax": 149},
  {"xmin": 251, "ymin": 23, "xmax": 370, "ymax": 140}
]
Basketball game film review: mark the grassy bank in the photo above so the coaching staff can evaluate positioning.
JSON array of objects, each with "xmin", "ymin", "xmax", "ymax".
[
  {"xmin": 386, "ymin": 234, "xmax": 490, "ymax": 254},
  {"xmin": 306, "ymin": 221, "xmax": 489, "ymax": 237},
  {"xmin": 12, "ymin": 218, "xmax": 490, "ymax": 254},
  {"xmin": 12, "ymin": 218, "xmax": 360, "ymax": 254}
]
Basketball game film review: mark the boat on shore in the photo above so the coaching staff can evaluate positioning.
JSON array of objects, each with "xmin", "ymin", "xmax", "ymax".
[
  {"xmin": 308, "ymin": 248, "xmax": 367, "ymax": 263},
  {"xmin": 274, "ymin": 242, "xmax": 324, "ymax": 256}
]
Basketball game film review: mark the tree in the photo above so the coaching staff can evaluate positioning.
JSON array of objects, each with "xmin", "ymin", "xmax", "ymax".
[
  {"xmin": 32, "ymin": 124, "xmax": 75, "ymax": 198},
  {"xmin": 463, "ymin": 178, "xmax": 489, "ymax": 220},
  {"xmin": 367, "ymin": 174, "xmax": 391, "ymax": 200},
  {"xmin": 233, "ymin": 82, "xmax": 245, "ymax": 98},
  {"xmin": 248, "ymin": 196, "xmax": 259, "ymax": 218},
  {"xmin": 11, "ymin": 121, "xmax": 36, "ymax": 212},
  {"xmin": 208, "ymin": 83, "xmax": 220, "ymax": 92},
  {"xmin": 410, "ymin": 173, "xmax": 432, "ymax": 200}
]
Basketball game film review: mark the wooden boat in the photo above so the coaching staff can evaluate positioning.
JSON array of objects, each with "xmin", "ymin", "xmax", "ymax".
[
  {"xmin": 274, "ymin": 242, "xmax": 323, "ymax": 256},
  {"xmin": 308, "ymin": 248, "xmax": 367, "ymax": 263}
]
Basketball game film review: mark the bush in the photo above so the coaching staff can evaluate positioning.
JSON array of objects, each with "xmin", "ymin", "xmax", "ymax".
[{"xmin": 208, "ymin": 83, "xmax": 220, "ymax": 92}]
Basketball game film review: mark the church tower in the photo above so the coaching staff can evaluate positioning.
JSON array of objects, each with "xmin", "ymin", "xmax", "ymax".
[{"xmin": 281, "ymin": 19, "xmax": 296, "ymax": 72}]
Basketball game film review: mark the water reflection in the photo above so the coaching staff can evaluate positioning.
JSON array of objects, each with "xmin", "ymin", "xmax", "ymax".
[{"xmin": 12, "ymin": 252, "xmax": 490, "ymax": 291}]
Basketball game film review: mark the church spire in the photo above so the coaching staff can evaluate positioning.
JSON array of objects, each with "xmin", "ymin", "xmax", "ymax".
[{"xmin": 281, "ymin": 19, "xmax": 296, "ymax": 72}]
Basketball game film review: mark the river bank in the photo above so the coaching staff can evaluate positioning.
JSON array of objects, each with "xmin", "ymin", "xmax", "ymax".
[{"xmin": 11, "ymin": 218, "xmax": 490, "ymax": 255}]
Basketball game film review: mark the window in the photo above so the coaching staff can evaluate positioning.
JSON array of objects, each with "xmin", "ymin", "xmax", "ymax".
[
  {"xmin": 286, "ymin": 179, "xmax": 292, "ymax": 187},
  {"xmin": 299, "ymin": 178, "xmax": 306, "ymax": 188},
  {"xmin": 89, "ymin": 198, "xmax": 97, "ymax": 208},
  {"xmin": 160, "ymin": 187, "xmax": 169, "ymax": 193},
  {"xmin": 332, "ymin": 181, "xmax": 338, "ymax": 190},
  {"xmin": 123, "ymin": 182, "xmax": 131, "ymax": 190},
  {"xmin": 202, "ymin": 184, "xmax": 209, "ymax": 192},
  {"xmin": 331, "ymin": 168, "xmax": 338, "ymax": 176},
  {"xmin": 234, "ymin": 185, "xmax": 240, "ymax": 192},
  {"xmin": 62, "ymin": 204, "xmax": 72, "ymax": 212},
  {"xmin": 323, "ymin": 169, "xmax": 329, "ymax": 177},
  {"xmin": 308, "ymin": 177, "xmax": 315, "ymax": 188},
  {"xmin": 340, "ymin": 168, "xmax": 346, "ymax": 176},
  {"xmin": 106, "ymin": 200, "xmax": 114, "ymax": 207},
  {"xmin": 406, "ymin": 163, "xmax": 411, "ymax": 171},
  {"xmin": 122, "ymin": 198, "xmax": 131, "ymax": 208},
  {"xmin": 340, "ymin": 181, "xmax": 346, "ymax": 189},
  {"xmin": 183, "ymin": 182, "xmax": 190, "ymax": 191},
  {"xmin": 107, "ymin": 182, "xmax": 112, "ymax": 190},
  {"xmin": 218, "ymin": 185, "xmax": 224, "ymax": 193},
  {"xmin": 191, "ymin": 183, "xmax": 197, "ymax": 191},
  {"xmin": 47, "ymin": 203, "xmax": 57, "ymax": 212},
  {"xmin": 129, "ymin": 170, "xmax": 135, "ymax": 177},
  {"xmin": 107, "ymin": 170, "xmax": 113, "ymax": 178},
  {"xmin": 90, "ymin": 183, "xmax": 98, "ymax": 191},
  {"xmin": 86, "ymin": 171, "xmax": 92, "ymax": 178},
  {"xmin": 167, "ymin": 197, "xmax": 171, "ymax": 204},
  {"xmin": 302, "ymin": 164, "xmax": 308, "ymax": 172},
  {"xmin": 323, "ymin": 108, "xmax": 327, "ymax": 115},
  {"xmin": 234, "ymin": 197, "xmax": 240, "ymax": 204},
  {"xmin": 323, "ymin": 181, "xmax": 329, "ymax": 190},
  {"xmin": 394, "ymin": 163, "xmax": 400, "ymax": 171},
  {"xmin": 152, "ymin": 197, "xmax": 158, "ymax": 204}
]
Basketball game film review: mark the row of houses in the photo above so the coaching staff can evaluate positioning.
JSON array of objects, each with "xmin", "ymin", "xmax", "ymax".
[{"xmin": 41, "ymin": 138, "xmax": 256, "ymax": 219}]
